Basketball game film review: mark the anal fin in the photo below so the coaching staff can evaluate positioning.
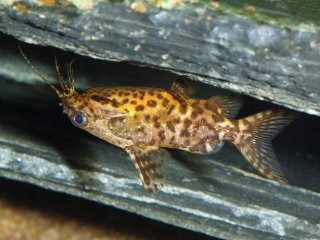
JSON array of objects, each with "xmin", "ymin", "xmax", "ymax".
[{"xmin": 125, "ymin": 146, "xmax": 169, "ymax": 193}]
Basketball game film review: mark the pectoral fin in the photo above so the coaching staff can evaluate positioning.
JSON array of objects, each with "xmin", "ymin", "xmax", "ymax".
[{"xmin": 125, "ymin": 146, "xmax": 169, "ymax": 193}]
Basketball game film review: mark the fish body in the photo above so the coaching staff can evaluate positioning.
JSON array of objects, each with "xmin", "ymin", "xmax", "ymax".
[
  {"xmin": 20, "ymin": 49, "xmax": 298, "ymax": 193},
  {"xmin": 59, "ymin": 83, "xmax": 297, "ymax": 193},
  {"xmin": 65, "ymin": 86, "xmax": 235, "ymax": 153}
]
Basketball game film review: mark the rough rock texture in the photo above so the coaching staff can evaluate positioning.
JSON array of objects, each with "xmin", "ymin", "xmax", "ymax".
[
  {"xmin": 0, "ymin": 35, "xmax": 319, "ymax": 239},
  {"xmin": 0, "ymin": 1, "xmax": 319, "ymax": 239}
]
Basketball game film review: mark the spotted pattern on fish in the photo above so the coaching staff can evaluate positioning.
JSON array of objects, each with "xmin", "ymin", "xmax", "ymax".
[
  {"xmin": 62, "ymin": 84, "xmax": 296, "ymax": 191},
  {"xmin": 20, "ymin": 49, "xmax": 298, "ymax": 193}
]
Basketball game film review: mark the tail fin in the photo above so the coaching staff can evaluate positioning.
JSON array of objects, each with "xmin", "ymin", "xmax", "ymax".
[{"xmin": 237, "ymin": 109, "xmax": 299, "ymax": 184}]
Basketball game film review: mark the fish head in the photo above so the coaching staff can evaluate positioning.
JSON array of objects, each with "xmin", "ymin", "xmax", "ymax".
[
  {"xmin": 19, "ymin": 48, "xmax": 132, "ymax": 133},
  {"xmin": 60, "ymin": 88, "xmax": 132, "ymax": 130}
]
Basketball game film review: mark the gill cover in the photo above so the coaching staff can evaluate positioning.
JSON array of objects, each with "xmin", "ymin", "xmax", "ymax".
[{"xmin": 90, "ymin": 94, "xmax": 131, "ymax": 118}]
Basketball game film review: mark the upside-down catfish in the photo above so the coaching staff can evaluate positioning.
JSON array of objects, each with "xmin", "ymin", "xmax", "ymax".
[{"xmin": 20, "ymin": 48, "xmax": 297, "ymax": 193}]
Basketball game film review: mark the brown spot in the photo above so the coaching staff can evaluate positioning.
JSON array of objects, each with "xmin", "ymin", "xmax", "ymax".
[
  {"xmin": 139, "ymin": 90, "xmax": 145, "ymax": 96},
  {"xmin": 124, "ymin": 92, "xmax": 130, "ymax": 96},
  {"xmin": 122, "ymin": 98, "xmax": 129, "ymax": 103},
  {"xmin": 211, "ymin": 113, "xmax": 224, "ymax": 123},
  {"xmin": 167, "ymin": 121, "xmax": 175, "ymax": 133},
  {"xmin": 83, "ymin": 102, "xmax": 89, "ymax": 107},
  {"xmin": 200, "ymin": 117, "xmax": 208, "ymax": 125},
  {"xmin": 162, "ymin": 98, "xmax": 169, "ymax": 107},
  {"xmin": 191, "ymin": 111, "xmax": 198, "ymax": 119},
  {"xmin": 242, "ymin": 119, "xmax": 251, "ymax": 127},
  {"xmin": 130, "ymin": 100, "xmax": 137, "ymax": 105},
  {"xmin": 136, "ymin": 126, "xmax": 145, "ymax": 133},
  {"xmin": 158, "ymin": 130, "xmax": 165, "ymax": 141},
  {"xmin": 173, "ymin": 118, "xmax": 180, "ymax": 124},
  {"xmin": 149, "ymin": 90, "xmax": 155, "ymax": 96},
  {"xmin": 201, "ymin": 118, "xmax": 214, "ymax": 130},
  {"xmin": 153, "ymin": 116, "xmax": 161, "ymax": 128},
  {"xmin": 238, "ymin": 133, "xmax": 246, "ymax": 143},
  {"xmin": 136, "ymin": 105, "xmax": 144, "ymax": 111},
  {"xmin": 204, "ymin": 102, "xmax": 216, "ymax": 112},
  {"xmin": 133, "ymin": 93, "xmax": 138, "ymax": 98},
  {"xmin": 117, "ymin": 117, "xmax": 125, "ymax": 123},
  {"xmin": 141, "ymin": 172, "xmax": 150, "ymax": 186},
  {"xmin": 179, "ymin": 105, "xmax": 187, "ymax": 114},
  {"xmin": 144, "ymin": 162, "xmax": 157, "ymax": 172},
  {"xmin": 157, "ymin": 93, "xmax": 164, "ymax": 99},
  {"xmin": 183, "ymin": 119, "xmax": 192, "ymax": 128},
  {"xmin": 189, "ymin": 139, "xmax": 207, "ymax": 153},
  {"xmin": 147, "ymin": 100, "xmax": 157, "ymax": 107},
  {"xmin": 191, "ymin": 101, "xmax": 199, "ymax": 108},
  {"xmin": 191, "ymin": 106, "xmax": 204, "ymax": 119},
  {"xmin": 167, "ymin": 105, "xmax": 175, "ymax": 115},
  {"xmin": 169, "ymin": 136, "xmax": 175, "ymax": 144},
  {"xmin": 145, "ymin": 115, "xmax": 150, "ymax": 121},
  {"xmin": 138, "ymin": 91, "xmax": 146, "ymax": 101},
  {"xmin": 224, "ymin": 129, "xmax": 236, "ymax": 142},
  {"xmin": 180, "ymin": 129, "xmax": 190, "ymax": 137},
  {"xmin": 91, "ymin": 95, "xmax": 111, "ymax": 103},
  {"xmin": 183, "ymin": 139, "xmax": 191, "ymax": 147},
  {"xmin": 119, "ymin": 91, "xmax": 123, "ymax": 97},
  {"xmin": 233, "ymin": 121, "xmax": 240, "ymax": 133}
]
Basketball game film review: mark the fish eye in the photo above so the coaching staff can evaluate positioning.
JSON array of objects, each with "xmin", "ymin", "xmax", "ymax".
[{"xmin": 71, "ymin": 112, "xmax": 87, "ymax": 127}]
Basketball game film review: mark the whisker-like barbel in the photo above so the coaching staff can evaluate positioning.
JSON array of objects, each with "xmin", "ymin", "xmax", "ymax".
[{"xmin": 19, "ymin": 46, "xmax": 63, "ymax": 98}]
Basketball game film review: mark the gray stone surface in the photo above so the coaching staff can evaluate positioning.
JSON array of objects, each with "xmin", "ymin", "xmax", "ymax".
[{"xmin": 0, "ymin": 36, "xmax": 319, "ymax": 239}]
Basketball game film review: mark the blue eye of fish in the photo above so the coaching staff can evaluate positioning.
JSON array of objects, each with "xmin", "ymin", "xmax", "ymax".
[{"xmin": 71, "ymin": 112, "xmax": 87, "ymax": 127}]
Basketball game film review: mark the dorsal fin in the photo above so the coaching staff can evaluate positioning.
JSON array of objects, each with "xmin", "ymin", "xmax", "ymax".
[
  {"xmin": 170, "ymin": 78, "xmax": 193, "ymax": 96},
  {"xmin": 169, "ymin": 78, "xmax": 193, "ymax": 109},
  {"xmin": 209, "ymin": 94, "xmax": 243, "ymax": 119}
]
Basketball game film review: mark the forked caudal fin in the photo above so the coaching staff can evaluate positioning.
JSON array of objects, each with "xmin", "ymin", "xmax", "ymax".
[{"xmin": 236, "ymin": 109, "xmax": 299, "ymax": 184}]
